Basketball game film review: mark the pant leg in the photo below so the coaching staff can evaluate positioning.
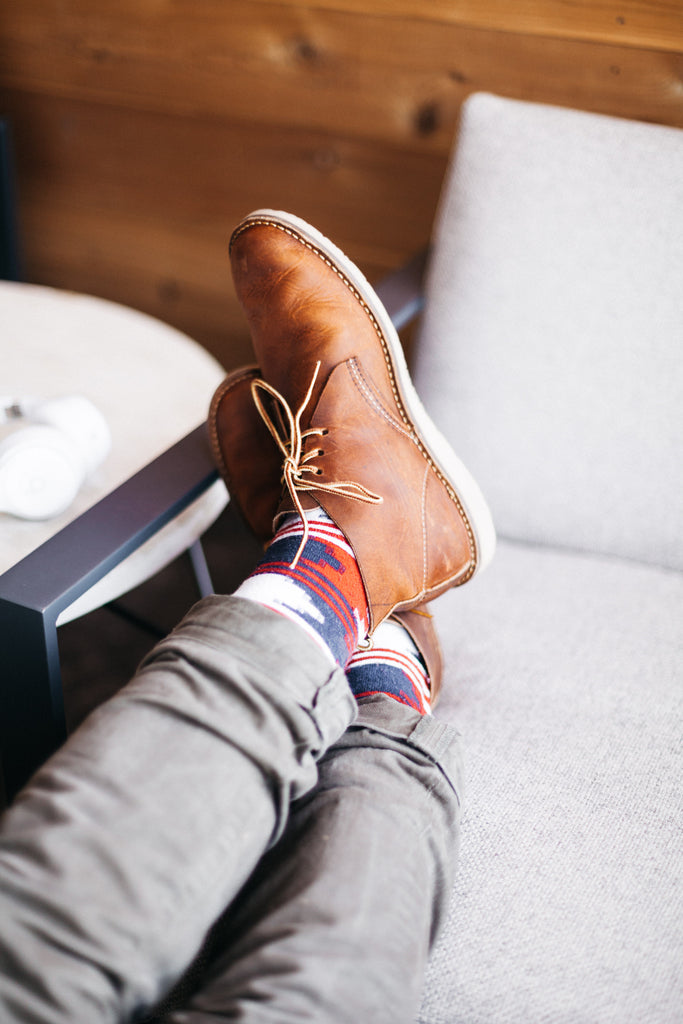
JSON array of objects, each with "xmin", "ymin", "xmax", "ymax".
[
  {"xmin": 0, "ymin": 596, "xmax": 355, "ymax": 1024},
  {"xmin": 156, "ymin": 694, "xmax": 464, "ymax": 1024}
]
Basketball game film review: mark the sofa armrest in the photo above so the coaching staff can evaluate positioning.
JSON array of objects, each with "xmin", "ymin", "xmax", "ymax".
[{"xmin": 373, "ymin": 247, "xmax": 429, "ymax": 331}]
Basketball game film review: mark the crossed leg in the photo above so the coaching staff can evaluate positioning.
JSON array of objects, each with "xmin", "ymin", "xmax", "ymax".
[{"xmin": 0, "ymin": 598, "xmax": 460, "ymax": 1024}]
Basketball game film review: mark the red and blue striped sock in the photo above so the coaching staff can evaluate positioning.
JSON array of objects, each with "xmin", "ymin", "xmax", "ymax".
[
  {"xmin": 346, "ymin": 617, "xmax": 432, "ymax": 715},
  {"xmin": 235, "ymin": 507, "xmax": 369, "ymax": 668}
]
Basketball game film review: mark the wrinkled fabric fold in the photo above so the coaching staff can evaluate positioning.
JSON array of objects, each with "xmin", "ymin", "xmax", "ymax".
[
  {"xmin": 153, "ymin": 695, "xmax": 463, "ymax": 1024},
  {"xmin": 0, "ymin": 596, "xmax": 354, "ymax": 1023}
]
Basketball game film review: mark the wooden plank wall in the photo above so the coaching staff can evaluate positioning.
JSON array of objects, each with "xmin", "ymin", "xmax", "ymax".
[{"xmin": 2, "ymin": 1, "xmax": 682, "ymax": 368}]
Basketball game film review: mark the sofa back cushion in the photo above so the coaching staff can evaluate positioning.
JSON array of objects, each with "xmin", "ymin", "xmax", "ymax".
[{"xmin": 414, "ymin": 93, "xmax": 683, "ymax": 570}]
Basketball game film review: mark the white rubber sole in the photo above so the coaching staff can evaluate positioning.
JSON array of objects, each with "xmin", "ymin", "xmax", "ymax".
[{"xmin": 235, "ymin": 209, "xmax": 497, "ymax": 577}]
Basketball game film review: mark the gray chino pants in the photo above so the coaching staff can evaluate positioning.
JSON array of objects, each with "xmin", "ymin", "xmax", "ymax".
[{"xmin": 0, "ymin": 596, "xmax": 463, "ymax": 1024}]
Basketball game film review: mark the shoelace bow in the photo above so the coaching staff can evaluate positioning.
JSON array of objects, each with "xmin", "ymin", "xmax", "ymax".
[{"xmin": 250, "ymin": 361, "xmax": 382, "ymax": 568}]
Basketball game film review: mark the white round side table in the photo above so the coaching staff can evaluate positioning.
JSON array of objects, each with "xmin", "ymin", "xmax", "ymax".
[{"xmin": 1, "ymin": 281, "xmax": 228, "ymax": 621}]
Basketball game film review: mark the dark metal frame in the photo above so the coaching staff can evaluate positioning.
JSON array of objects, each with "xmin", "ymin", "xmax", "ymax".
[
  {"xmin": 0, "ymin": 118, "xmax": 22, "ymax": 281},
  {"xmin": 0, "ymin": 251, "xmax": 427, "ymax": 801}
]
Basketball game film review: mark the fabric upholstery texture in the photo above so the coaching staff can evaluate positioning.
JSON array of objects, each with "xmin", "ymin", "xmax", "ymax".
[
  {"xmin": 414, "ymin": 93, "xmax": 683, "ymax": 571},
  {"xmin": 419, "ymin": 541, "xmax": 682, "ymax": 1024},
  {"xmin": 413, "ymin": 95, "xmax": 682, "ymax": 1022}
]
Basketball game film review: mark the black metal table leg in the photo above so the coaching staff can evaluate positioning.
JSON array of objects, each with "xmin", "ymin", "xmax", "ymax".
[{"xmin": 0, "ymin": 602, "xmax": 65, "ymax": 801}]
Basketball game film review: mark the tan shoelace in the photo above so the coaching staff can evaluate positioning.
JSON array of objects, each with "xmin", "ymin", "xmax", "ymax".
[{"xmin": 250, "ymin": 361, "xmax": 382, "ymax": 567}]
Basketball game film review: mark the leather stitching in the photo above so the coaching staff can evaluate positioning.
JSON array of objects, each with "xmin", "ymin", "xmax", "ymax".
[
  {"xmin": 347, "ymin": 358, "xmax": 412, "ymax": 439},
  {"xmin": 421, "ymin": 464, "xmax": 429, "ymax": 593},
  {"xmin": 208, "ymin": 364, "xmax": 260, "ymax": 484},
  {"xmin": 231, "ymin": 218, "xmax": 411, "ymax": 427}
]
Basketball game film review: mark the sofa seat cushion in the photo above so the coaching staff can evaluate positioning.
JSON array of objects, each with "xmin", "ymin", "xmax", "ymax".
[{"xmin": 420, "ymin": 541, "xmax": 682, "ymax": 1024}]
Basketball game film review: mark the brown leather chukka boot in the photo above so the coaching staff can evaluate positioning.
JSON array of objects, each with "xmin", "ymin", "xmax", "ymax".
[{"xmin": 226, "ymin": 210, "xmax": 496, "ymax": 632}]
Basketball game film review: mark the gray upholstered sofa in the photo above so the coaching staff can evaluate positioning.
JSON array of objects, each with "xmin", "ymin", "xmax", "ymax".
[{"xmin": 411, "ymin": 94, "xmax": 682, "ymax": 1023}]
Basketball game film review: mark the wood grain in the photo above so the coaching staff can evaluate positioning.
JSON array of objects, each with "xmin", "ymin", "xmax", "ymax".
[
  {"xmin": 7, "ymin": 90, "xmax": 445, "ymax": 258},
  {"xmin": 2, "ymin": 3, "xmax": 682, "ymax": 147},
  {"xmin": 246, "ymin": 0, "xmax": 683, "ymax": 51},
  {"xmin": 9, "ymin": 89, "xmax": 435, "ymax": 367},
  {"xmin": 2, "ymin": 0, "xmax": 681, "ymax": 369}
]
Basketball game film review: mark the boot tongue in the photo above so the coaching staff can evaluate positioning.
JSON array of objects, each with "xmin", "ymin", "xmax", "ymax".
[{"xmin": 272, "ymin": 492, "xmax": 319, "ymax": 532}]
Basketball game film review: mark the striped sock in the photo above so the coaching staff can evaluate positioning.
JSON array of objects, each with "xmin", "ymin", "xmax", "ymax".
[
  {"xmin": 346, "ymin": 617, "xmax": 432, "ymax": 715},
  {"xmin": 235, "ymin": 507, "xmax": 369, "ymax": 668}
]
